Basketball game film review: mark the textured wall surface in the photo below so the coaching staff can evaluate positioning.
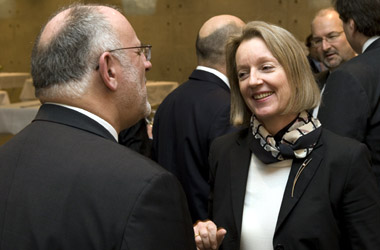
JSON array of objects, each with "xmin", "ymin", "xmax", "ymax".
[{"xmin": 0, "ymin": 0, "xmax": 331, "ymax": 84}]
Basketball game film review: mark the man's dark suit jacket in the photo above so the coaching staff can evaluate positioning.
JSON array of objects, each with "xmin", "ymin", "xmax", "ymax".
[
  {"xmin": 119, "ymin": 118, "xmax": 152, "ymax": 158},
  {"xmin": 307, "ymin": 55, "xmax": 323, "ymax": 74},
  {"xmin": 315, "ymin": 70, "xmax": 329, "ymax": 91},
  {"xmin": 152, "ymin": 69, "xmax": 235, "ymax": 223},
  {"xmin": 318, "ymin": 38, "xmax": 380, "ymax": 188},
  {"xmin": 0, "ymin": 104, "xmax": 195, "ymax": 250},
  {"xmin": 208, "ymin": 127, "xmax": 380, "ymax": 250}
]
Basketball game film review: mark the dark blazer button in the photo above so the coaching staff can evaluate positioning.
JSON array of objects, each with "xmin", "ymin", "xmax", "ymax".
[{"xmin": 275, "ymin": 244, "xmax": 284, "ymax": 250}]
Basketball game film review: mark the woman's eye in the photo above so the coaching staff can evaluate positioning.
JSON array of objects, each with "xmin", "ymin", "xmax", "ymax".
[
  {"xmin": 261, "ymin": 65, "xmax": 274, "ymax": 71},
  {"xmin": 238, "ymin": 72, "xmax": 248, "ymax": 79}
]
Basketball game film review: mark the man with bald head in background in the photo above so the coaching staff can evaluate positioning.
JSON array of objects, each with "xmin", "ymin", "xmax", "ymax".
[
  {"xmin": 0, "ymin": 3, "xmax": 195, "ymax": 250},
  {"xmin": 152, "ymin": 15, "xmax": 245, "ymax": 223}
]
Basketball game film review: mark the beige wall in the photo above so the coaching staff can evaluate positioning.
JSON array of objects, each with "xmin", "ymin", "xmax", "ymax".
[{"xmin": 0, "ymin": 0, "xmax": 331, "ymax": 84}]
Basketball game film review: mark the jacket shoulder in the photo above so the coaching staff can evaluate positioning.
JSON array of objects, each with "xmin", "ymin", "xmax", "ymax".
[{"xmin": 211, "ymin": 127, "xmax": 248, "ymax": 151}]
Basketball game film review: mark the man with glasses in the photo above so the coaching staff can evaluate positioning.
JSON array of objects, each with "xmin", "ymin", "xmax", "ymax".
[
  {"xmin": 310, "ymin": 8, "xmax": 356, "ymax": 108},
  {"xmin": 311, "ymin": 8, "xmax": 356, "ymax": 72},
  {"xmin": 117, "ymin": 45, "xmax": 154, "ymax": 158},
  {"xmin": 318, "ymin": 0, "xmax": 380, "ymax": 190},
  {"xmin": 0, "ymin": 3, "xmax": 196, "ymax": 250}
]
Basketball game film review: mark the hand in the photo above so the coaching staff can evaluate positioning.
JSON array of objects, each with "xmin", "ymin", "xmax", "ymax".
[{"xmin": 193, "ymin": 220, "xmax": 227, "ymax": 250}]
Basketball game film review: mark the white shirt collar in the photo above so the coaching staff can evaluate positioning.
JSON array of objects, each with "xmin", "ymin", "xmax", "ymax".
[
  {"xmin": 362, "ymin": 36, "xmax": 380, "ymax": 53},
  {"xmin": 46, "ymin": 102, "xmax": 119, "ymax": 142},
  {"xmin": 196, "ymin": 66, "xmax": 230, "ymax": 88}
]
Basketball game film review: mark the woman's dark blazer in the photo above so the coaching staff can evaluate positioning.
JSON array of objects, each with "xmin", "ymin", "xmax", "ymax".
[{"xmin": 208, "ymin": 127, "xmax": 380, "ymax": 250}]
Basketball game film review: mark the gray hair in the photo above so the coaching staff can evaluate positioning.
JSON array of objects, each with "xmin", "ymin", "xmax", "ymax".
[{"xmin": 31, "ymin": 4, "xmax": 123, "ymax": 99}]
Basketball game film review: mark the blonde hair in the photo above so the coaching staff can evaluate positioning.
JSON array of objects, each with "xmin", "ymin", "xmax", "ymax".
[{"xmin": 226, "ymin": 21, "xmax": 320, "ymax": 126}]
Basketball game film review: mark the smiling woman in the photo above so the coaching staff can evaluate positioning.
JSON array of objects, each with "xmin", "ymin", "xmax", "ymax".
[
  {"xmin": 235, "ymin": 37, "xmax": 293, "ymax": 134},
  {"xmin": 228, "ymin": 21, "xmax": 320, "ymax": 129},
  {"xmin": 193, "ymin": 21, "xmax": 380, "ymax": 250}
]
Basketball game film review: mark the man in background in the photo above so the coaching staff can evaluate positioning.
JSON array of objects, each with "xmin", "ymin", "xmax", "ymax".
[
  {"xmin": 318, "ymin": 0, "xmax": 380, "ymax": 188},
  {"xmin": 311, "ymin": 7, "xmax": 356, "ymax": 89},
  {"xmin": 310, "ymin": 7, "xmax": 356, "ymax": 117},
  {"xmin": 152, "ymin": 15, "xmax": 245, "ymax": 223},
  {"xmin": 0, "ymin": 4, "xmax": 195, "ymax": 250}
]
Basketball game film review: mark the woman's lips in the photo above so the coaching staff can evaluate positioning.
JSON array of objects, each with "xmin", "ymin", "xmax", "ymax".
[{"xmin": 253, "ymin": 91, "xmax": 274, "ymax": 100}]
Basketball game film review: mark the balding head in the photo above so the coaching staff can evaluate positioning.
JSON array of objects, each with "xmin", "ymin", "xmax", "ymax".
[
  {"xmin": 31, "ymin": 4, "xmax": 133, "ymax": 100},
  {"xmin": 39, "ymin": 8, "xmax": 70, "ymax": 47},
  {"xmin": 31, "ymin": 3, "xmax": 151, "ymax": 132},
  {"xmin": 196, "ymin": 15, "xmax": 245, "ymax": 73},
  {"xmin": 199, "ymin": 15, "xmax": 245, "ymax": 38}
]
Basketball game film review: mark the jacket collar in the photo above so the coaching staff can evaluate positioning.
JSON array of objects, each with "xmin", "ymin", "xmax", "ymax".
[
  {"xmin": 363, "ymin": 36, "xmax": 380, "ymax": 53},
  {"xmin": 274, "ymin": 140, "xmax": 323, "ymax": 234},
  {"xmin": 230, "ymin": 128, "xmax": 252, "ymax": 236},
  {"xmin": 33, "ymin": 104, "xmax": 117, "ymax": 142},
  {"xmin": 189, "ymin": 69, "xmax": 230, "ymax": 92}
]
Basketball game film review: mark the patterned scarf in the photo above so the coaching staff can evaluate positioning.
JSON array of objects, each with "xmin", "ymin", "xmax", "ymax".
[{"xmin": 249, "ymin": 111, "xmax": 322, "ymax": 164}]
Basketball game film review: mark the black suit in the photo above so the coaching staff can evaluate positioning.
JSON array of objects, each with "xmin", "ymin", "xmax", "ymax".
[
  {"xmin": 0, "ymin": 104, "xmax": 195, "ymax": 250},
  {"xmin": 209, "ymin": 127, "xmax": 380, "ymax": 250},
  {"xmin": 311, "ymin": 70, "xmax": 329, "ymax": 117},
  {"xmin": 152, "ymin": 69, "xmax": 236, "ymax": 222},
  {"xmin": 307, "ymin": 55, "xmax": 323, "ymax": 74},
  {"xmin": 318, "ymin": 38, "xmax": 380, "ymax": 188},
  {"xmin": 315, "ymin": 70, "xmax": 329, "ymax": 91},
  {"xmin": 119, "ymin": 118, "xmax": 152, "ymax": 158}
]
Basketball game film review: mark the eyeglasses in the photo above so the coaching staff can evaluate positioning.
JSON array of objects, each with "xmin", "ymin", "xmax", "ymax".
[
  {"xmin": 311, "ymin": 31, "xmax": 344, "ymax": 47},
  {"xmin": 108, "ymin": 44, "xmax": 152, "ymax": 61},
  {"xmin": 95, "ymin": 44, "xmax": 152, "ymax": 70}
]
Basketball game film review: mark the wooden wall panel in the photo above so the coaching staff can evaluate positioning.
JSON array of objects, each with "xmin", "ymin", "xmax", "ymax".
[{"xmin": 0, "ymin": 0, "xmax": 331, "ymax": 84}]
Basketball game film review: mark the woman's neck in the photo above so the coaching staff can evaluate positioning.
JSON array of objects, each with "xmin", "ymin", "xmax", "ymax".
[{"xmin": 260, "ymin": 113, "xmax": 299, "ymax": 135}]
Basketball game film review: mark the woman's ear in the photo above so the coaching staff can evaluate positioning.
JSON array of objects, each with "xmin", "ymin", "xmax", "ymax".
[{"xmin": 98, "ymin": 52, "xmax": 118, "ymax": 91}]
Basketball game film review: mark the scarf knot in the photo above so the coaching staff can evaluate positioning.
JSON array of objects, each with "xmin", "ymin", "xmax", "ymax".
[{"xmin": 250, "ymin": 111, "xmax": 322, "ymax": 164}]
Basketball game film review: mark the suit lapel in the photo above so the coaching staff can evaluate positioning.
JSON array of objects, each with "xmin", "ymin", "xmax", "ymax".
[
  {"xmin": 275, "ymin": 142, "xmax": 324, "ymax": 233},
  {"xmin": 228, "ymin": 127, "xmax": 325, "ymax": 237},
  {"xmin": 229, "ymin": 129, "xmax": 252, "ymax": 237}
]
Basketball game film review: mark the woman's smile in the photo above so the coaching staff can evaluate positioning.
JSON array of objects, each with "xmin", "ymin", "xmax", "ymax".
[{"xmin": 253, "ymin": 91, "xmax": 274, "ymax": 100}]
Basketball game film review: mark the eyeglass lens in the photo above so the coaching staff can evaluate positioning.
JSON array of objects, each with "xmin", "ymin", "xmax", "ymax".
[
  {"xmin": 142, "ymin": 46, "xmax": 151, "ymax": 61},
  {"xmin": 311, "ymin": 32, "xmax": 342, "ymax": 47}
]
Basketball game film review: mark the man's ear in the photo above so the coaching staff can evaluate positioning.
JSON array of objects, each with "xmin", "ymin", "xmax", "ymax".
[
  {"xmin": 347, "ymin": 18, "xmax": 356, "ymax": 33},
  {"xmin": 98, "ymin": 52, "xmax": 118, "ymax": 91}
]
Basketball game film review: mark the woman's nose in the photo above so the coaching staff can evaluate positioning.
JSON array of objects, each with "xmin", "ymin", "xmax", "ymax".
[{"xmin": 248, "ymin": 70, "xmax": 263, "ymax": 86}]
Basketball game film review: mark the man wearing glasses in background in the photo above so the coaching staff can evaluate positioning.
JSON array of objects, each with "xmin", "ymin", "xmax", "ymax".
[
  {"xmin": 310, "ymin": 7, "xmax": 356, "ymax": 117},
  {"xmin": 317, "ymin": 0, "xmax": 380, "ymax": 192},
  {"xmin": 0, "ymin": 3, "xmax": 196, "ymax": 250}
]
